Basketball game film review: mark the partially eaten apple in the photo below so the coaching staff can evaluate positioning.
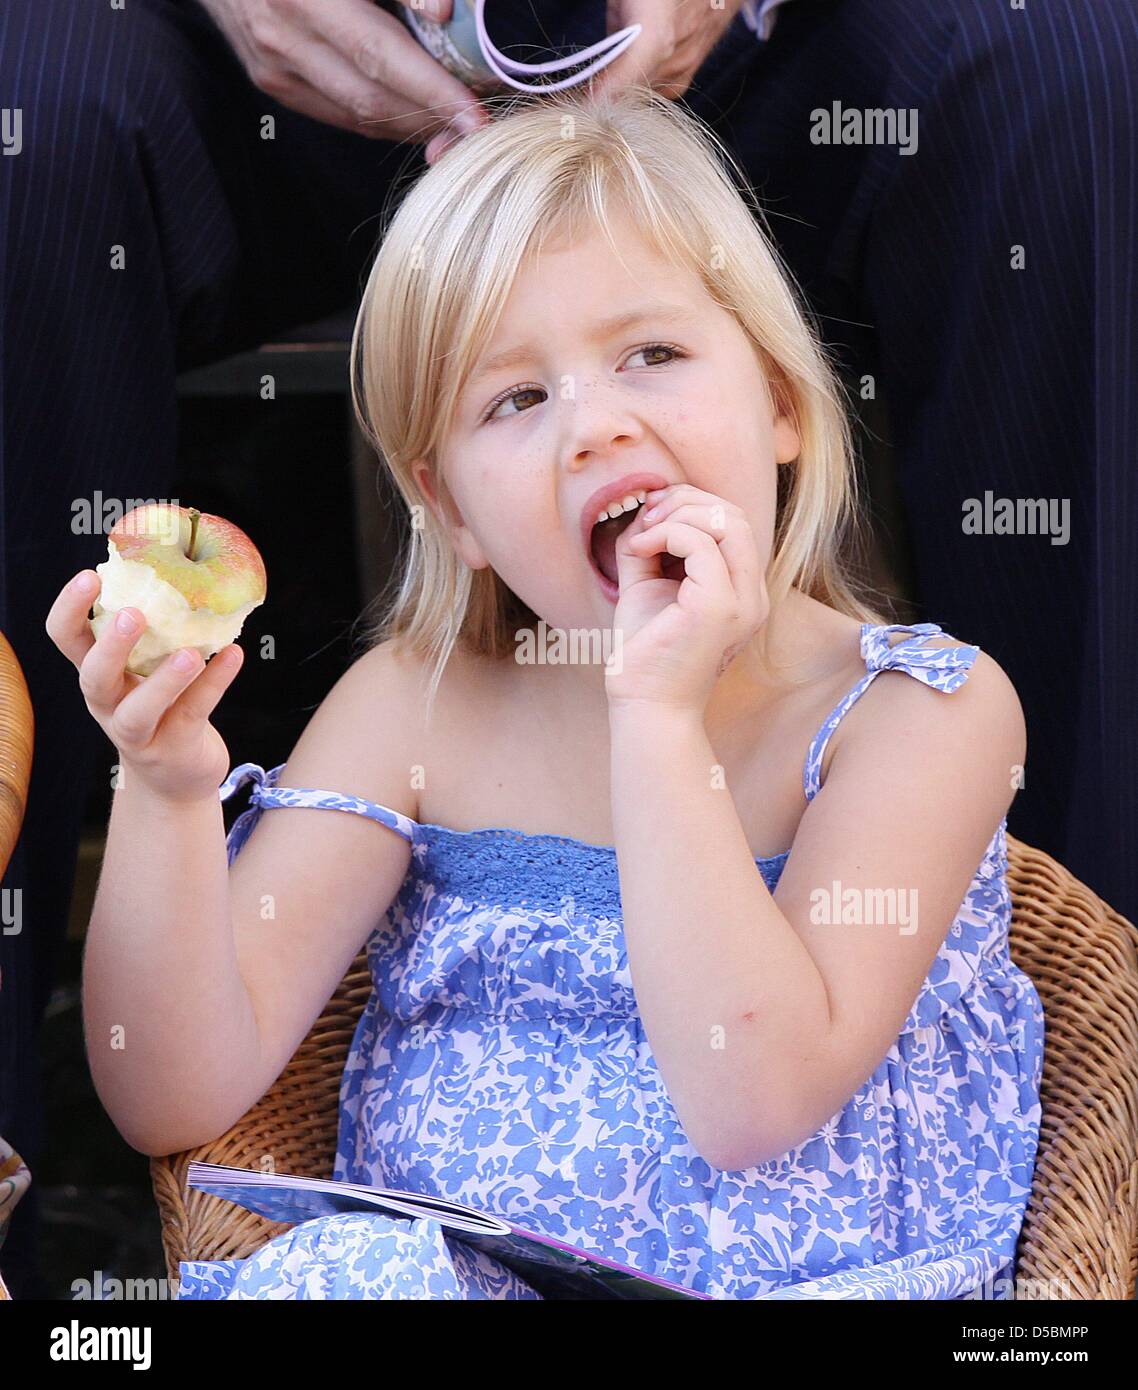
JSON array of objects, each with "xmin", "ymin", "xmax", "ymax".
[{"xmin": 89, "ymin": 504, "xmax": 267, "ymax": 676}]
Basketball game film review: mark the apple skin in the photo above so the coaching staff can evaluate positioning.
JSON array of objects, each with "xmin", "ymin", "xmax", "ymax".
[{"xmin": 89, "ymin": 504, "xmax": 267, "ymax": 676}]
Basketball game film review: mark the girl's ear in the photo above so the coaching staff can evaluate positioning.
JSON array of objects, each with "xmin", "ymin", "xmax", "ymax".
[
  {"xmin": 768, "ymin": 380, "xmax": 801, "ymax": 464},
  {"xmin": 773, "ymin": 411, "xmax": 801, "ymax": 466},
  {"xmin": 411, "ymin": 458, "xmax": 491, "ymax": 570},
  {"xmin": 759, "ymin": 354, "xmax": 801, "ymax": 465},
  {"xmin": 411, "ymin": 457, "xmax": 443, "ymax": 522}
]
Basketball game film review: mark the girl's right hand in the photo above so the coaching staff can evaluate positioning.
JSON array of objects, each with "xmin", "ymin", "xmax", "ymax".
[{"xmin": 45, "ymin": 571, "xmax": 245, "ymax": 805}]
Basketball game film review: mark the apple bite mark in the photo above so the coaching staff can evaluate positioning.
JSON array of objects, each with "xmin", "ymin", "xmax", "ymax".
[{"xmin": 90, "ymin": 503, "xmax": 267, "ymax": 677}]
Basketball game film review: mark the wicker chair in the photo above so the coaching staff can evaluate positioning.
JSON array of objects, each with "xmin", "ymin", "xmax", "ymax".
[
  {"xmin": 151, "ymin": 832, "xmax": 1138, "ymax": 1300},
  {"xmin": 0, "ymin": 629, "xmax": 35, "ymax": 1301}
]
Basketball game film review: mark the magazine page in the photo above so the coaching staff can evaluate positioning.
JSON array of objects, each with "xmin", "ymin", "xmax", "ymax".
[
  {"xmin": 184, "ymin": 1162, "xmax": 508, "ymax": 1236},
  {"xmin": 184, "ymin": 1162, "xmax": 710, "ymax": 1300},
  {"xmin": 397, "ymin": 0, "xmax": 642, "ymax": 95}
]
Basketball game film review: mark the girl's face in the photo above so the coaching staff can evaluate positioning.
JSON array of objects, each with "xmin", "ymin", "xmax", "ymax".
[{"xmin": 417, "ymin": 211, "xmax": 800, "ymax": 634}]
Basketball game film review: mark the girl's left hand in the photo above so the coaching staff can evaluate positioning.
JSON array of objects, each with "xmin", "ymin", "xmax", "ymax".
[{"xmin": 606, "ymin": 484, "xmax": 770, "ymax": 715}]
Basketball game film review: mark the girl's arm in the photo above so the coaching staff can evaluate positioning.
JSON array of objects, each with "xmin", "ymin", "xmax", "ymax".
[
  {"xmin": 83, "ymin": 778, "xmax": 259, "ymax": 1156},
  {"xmin": 84, "ymin": 640, "xmax": 420, "ymax": 1158},
  {"xmin": 609, "ymin": 642, "xmax": 1025, "ymax": 1172}
]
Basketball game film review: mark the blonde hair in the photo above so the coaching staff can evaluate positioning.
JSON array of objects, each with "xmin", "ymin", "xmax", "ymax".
[{"xmin": 349, "ymin": 82, "xmax": 889, "ymax": 720}]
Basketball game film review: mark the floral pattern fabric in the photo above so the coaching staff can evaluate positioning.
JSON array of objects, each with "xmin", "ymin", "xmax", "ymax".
[{"xmin": 178, "ymin": 623, "xmax": 1044, "ymax": 1300}]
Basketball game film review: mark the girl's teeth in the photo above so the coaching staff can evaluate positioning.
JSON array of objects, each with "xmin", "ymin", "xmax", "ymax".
[{"xmin": 596, "ymin": 490, "xmax": 648, "ymax": 526}]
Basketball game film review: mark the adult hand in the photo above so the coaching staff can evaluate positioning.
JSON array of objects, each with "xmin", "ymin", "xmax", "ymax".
[
  {"xmin": 195, "ymin": 0, "xmax": 488, "ymax": 153},
  {"xmin": 587, "ymin": 0, "xmax": 748, "ymax": 101}
]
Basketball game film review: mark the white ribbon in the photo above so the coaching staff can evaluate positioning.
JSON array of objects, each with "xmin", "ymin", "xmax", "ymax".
[{"xmin": 406, "ymin": 0, "xmax": 642, "ymax": 94}]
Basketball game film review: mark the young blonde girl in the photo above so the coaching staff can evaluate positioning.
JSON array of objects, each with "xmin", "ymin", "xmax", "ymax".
[{"xmin": 50, "ymin": 84, "xmax": 1043, "ymax": 1300}]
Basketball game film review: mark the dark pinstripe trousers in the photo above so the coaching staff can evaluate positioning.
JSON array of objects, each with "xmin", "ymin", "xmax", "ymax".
[{"xmin": 1, "ymin": 0, "xmax": 1134, "ymax": 1294}]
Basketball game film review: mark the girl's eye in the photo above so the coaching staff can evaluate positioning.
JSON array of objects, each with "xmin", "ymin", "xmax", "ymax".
[
  {"xmin": 478, "ymin": 343, "xmax": 687, "ymax": 423},
  {"xmin": 482, "ymin": 384, "xmax": 546, "ymax": 423}
]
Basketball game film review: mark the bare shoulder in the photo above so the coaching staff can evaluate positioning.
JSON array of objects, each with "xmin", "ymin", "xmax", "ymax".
[
  {"xmin": 890, "ymin": 632, "xmax": 1024, "ymax": 750},
  {"xmin": 221, "ymin": 637, "xmax": 436, "ymax": 1134},
  {"xmin": 274, "ymin": 636, "xmax": 431, "ymax": 822},
  {"xmin": 830, "ymin": 628, "xmax": 1026, "ymax": 807}
]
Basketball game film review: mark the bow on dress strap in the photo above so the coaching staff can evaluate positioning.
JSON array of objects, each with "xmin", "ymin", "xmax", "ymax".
[
  {"xmin": 217, "ymin": 762, "xmax": 289, "ymax": 867},
  {"xmin": 218, "ymin": 761, "xmax": 279, "ymax": 804},
  {"xmin": 859, "ymin": 623, "xmax": 979, "ymax": 694}
]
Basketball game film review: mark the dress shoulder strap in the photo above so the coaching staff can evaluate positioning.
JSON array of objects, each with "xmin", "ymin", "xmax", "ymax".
[
  {"xmin": 218, "ymin": 761, "xmax": 418, "ymax": 866},
  {"xmin": 802, "ymin": 623, "xmax": 981, "ymax": 802}
]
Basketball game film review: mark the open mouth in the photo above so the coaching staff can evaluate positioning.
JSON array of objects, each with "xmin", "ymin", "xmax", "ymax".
[
  {"xmin": 589, "ymin": 495, "xmax": 687, "ymax": 588},
  {"xmin": 590, "ymin": 498, "xmax": 641, "ymax": 583}
]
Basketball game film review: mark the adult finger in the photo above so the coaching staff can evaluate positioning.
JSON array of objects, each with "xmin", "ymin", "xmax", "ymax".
[
  {"xmin": 254, "ymin": 61, "xmax": 387, "ymax": 136},
  {"xmin": 402, "ymin": 0, "xmax": 454, "ymax": 22},
  {"xmin": 262, "ymin": 31, "xmax": 427, "ymax": 140},
  {"xmin": 587, "ymin": 0, "xmax": 675, "ymax": 101},
  {"xmin": 300, "ymin": 0, "xmax": 490, "ymax": 144}
]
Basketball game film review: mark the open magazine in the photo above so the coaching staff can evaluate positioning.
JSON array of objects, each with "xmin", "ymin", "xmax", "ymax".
[
  {"xmin": 185, "ymin": 1161, "xmax": 711, "ymax": 1300},
  {"xmin": 397, "ymin": 0, "xmax": 642, "ymax": 94}
]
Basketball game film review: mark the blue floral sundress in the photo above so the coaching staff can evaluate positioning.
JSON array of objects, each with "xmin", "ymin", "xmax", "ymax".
[{"xmin": 177, "ymin": 622, "xmax": 1044, "ymax": 1300}]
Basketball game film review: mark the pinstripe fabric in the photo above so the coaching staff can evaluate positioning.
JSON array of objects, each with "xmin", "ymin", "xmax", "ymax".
[
  {"xmin": 741, "ymin": 0, "xmax": 797, "ymax": 43},
  {"xmin": 683, "ymin": 0, "xmax": 1136, "ymax": 927},
  {"xmin": 0, "ymin": 0, "xmax": 440, "ymax": 1295},
  {"xmin": 0, "ymin": 0, "xmax": 1133, "ymax": 1293}
]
